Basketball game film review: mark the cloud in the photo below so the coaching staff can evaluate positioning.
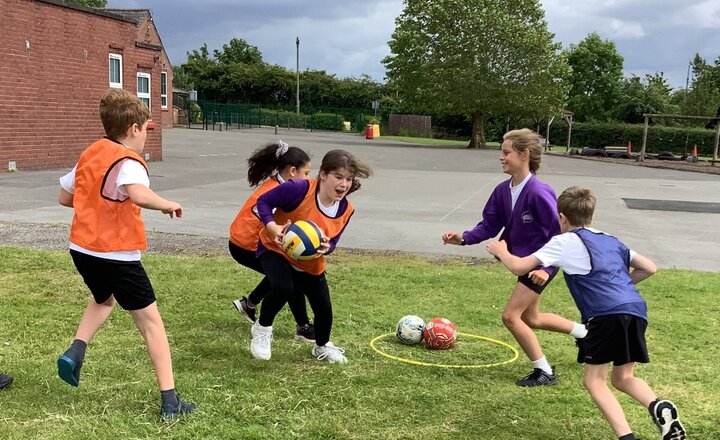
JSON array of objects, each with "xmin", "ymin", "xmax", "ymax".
[{"xmin": 608, "ymin": 19, "xmax": 645, "ymax": 39}]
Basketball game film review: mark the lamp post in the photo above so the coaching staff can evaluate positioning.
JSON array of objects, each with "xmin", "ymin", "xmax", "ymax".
[{"xmin": 296, "ymin": 37, "xmax": 300, "ymax": 115}]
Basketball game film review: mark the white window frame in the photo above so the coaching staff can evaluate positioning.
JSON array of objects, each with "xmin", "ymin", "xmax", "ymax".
[
  {"xmin": 160, "ymin": 71, "xmax": 168, "ymax": 109},
  {"xmin": 137, "ymin": 72, "xmax": 151, "ymax": 110},
  {"xmin": 109, "ymin": 54, "xmax": 123, "ymax": 88}
]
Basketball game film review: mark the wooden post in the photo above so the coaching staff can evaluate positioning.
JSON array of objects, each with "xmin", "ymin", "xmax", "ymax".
[
  {"xmin": 564, "ymin": 113, "xmax": 573, "ymax": 152},
  {"xmin": 640, "ymin": 115, "xmax": 649, "ymax": 162},
  {"xmin": 713, "ymin": 122, "xmax": 720, "ymax": 166}
]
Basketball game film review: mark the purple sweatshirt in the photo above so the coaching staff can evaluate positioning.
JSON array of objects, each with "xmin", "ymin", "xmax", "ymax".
[
  {"xmin": 463, "ymin": 175, "xmax": 560, "ymax": 271},
  {"xmin": 256, "ymin": 179, "xmax": 350, "ymax": 256}
]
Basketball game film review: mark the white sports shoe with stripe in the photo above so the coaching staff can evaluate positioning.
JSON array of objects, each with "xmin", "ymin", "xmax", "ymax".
[{"xmin": 312, "ymin": 342, "xmax": 347, "ymax": 363}]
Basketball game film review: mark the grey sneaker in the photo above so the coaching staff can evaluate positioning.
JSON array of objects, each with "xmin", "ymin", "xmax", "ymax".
[
  {"xmin": 250, "ymin": 322, "xmax": 272, "ymax": 360},
  {"xmin": 649, "ymin": 399, "xmax": 686, "ymax": 440},
  {"xmin": 516, "ymin": 368, "xmax": 558, "ymax": 387},
  {"xmin": 312, "ymin": 342, "xmax": 347, "ymax": 363},
  {"xmin": 233, "ymin": 296, "xmax": 256, "ymax": 324},
  {"xmin": 294, "ymin": 324, "xmax": 316, "ymax": 343}
]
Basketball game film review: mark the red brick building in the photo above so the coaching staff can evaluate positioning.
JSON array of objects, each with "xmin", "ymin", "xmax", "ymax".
[{"xmin": 0, "ymin": 0, "xmax": 173, "ymax": 171}]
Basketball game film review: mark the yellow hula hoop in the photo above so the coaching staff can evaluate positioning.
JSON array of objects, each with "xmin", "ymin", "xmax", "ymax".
[{"xmin": 369, "ymin": 332, "xmax": 519, "ymax": 369}]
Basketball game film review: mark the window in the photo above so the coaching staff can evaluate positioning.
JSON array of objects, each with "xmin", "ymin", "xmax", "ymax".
[
  {"xmin": 109, "ymin": 54, "xmax": 122, "ymax": 88},
  {"xmin": 160, "ymin": 71, "xmax": 167, "ymax": 108},
  {"xmin": 137, "ymin": 72, "xmax": 151, "ymax": 109}
]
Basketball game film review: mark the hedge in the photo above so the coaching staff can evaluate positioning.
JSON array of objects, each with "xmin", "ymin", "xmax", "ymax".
[{"xmin": 548, "ymin": 122, "xmax": 718, "ymax": 155}]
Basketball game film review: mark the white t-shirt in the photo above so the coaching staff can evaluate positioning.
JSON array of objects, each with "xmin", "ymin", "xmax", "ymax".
[
  {"xmin": 532, "ymin": 227, "xmax": 637, "ymax": 275},
  {"xmin": 510, "ymin": 173, "xmax": 531, "ymax": 211},
  {"xmin": 317, "ymin": 194, "xmax": 339, "ymax": 217},
  {"xmin": 60, "ymin": 158, "xmax": 149, "ymax": 261}
]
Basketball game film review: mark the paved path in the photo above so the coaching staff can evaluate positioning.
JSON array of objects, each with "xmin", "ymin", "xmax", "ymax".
[{"xmin": 1, "ymin": 127, "xmax": 718, "ymax": 271}]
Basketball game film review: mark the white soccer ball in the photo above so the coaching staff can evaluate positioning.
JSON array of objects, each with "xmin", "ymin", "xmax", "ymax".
[{"xmin": 395, "ymin": 315, "xmax": 425, "ymax": 345}]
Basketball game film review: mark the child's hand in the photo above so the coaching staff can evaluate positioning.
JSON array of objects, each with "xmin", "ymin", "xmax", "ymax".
[
  {"xmin": 528, "ymin": 269, "xmax": 548, "ymax": 286},
  {"xmin": 486, "ymin": 240, "xmax": 507, "ymax": 257},
  {"xmin": 442, "ymin": 231, "xmax": 463, "ymax": 245},
  {"xmin": 267, "ymin": 220, "xmax": 291, "ymax": 246},
  {"xmin": 314, "ymin": 236, "xmax": 330, "ymax": 257},
  {"xmin": 162, "ymin": 202, "xmax": 183, "ymax": 218}
]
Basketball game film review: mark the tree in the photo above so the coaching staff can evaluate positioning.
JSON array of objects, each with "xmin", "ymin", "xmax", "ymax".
[
  {"xmin": 213, "ymin": 38, "xmax": 263, "ymax": 65},
  {"xmin": 616, "ymin": 73, "xmax": 677, "ymax": 124},
  {"xmin": 383, "ymin": 0, "xmax": 569, "ymax": 148},
  {"xmin": 677, "ymin": 54, "xmax": 720, "ymax": 117},
  {"xmin": 566, "ymin": 33, "xmax": 624, "ymax": 122},
  {"xmin": 71, "ymin": 0, "xmax": 107, "ymax": 7}
]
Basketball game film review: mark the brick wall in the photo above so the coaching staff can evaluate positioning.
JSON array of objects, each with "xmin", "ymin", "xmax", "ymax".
[{"xmin": 0, "ymin": 0, "xmax": 165, "ymax": 171}]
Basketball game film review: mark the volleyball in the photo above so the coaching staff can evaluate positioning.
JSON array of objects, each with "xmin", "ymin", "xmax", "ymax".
[
  {"xmin": 395, "ymin": 315, "xmax": 425, "ymax": 345},
  {"xmin": 423, "ymin": 317, "xmax": 457, "ymax": 350},
  {"xmin": 281, "ymin": 220, "xmax": 324, "ymax": 260}
]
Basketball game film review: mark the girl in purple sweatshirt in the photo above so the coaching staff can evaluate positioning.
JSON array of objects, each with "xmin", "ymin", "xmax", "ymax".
[{"xmin": 442, "ymin": 128, "xmax": 587, "ymax": 387}]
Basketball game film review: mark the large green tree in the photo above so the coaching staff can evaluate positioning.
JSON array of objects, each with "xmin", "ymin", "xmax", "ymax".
[
  {"xmin": 676, "ymin": 54, "xmax": 720, "ymax": 117},
  {"xmin": 383, "ymin": 0, "xmax": 569, "ymax": 148},
  {"xmin": 616, "ymin": 73, "xmax": 677, "ymax": 124},
  {"xmin": 566, "ymin": 33, "xmax": 624, "ymax": 122},
  {"xmin": 213, "ymin": 38, "xmax": 263, "ymax": 65}
]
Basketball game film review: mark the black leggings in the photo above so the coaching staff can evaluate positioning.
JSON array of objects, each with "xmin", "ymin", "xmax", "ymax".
[
  {"xmin": 258, "ymin": 250, "xmax": 332, "ymax": 346},
  {"xmin": 228, "ymin": 241, "xmax": 309, "ymax": 327}
]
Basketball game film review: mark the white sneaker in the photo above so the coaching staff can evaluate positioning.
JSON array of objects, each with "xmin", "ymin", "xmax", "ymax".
[
  {"xmin": 250, "ymin": 322, "xmax": 273, "ymax": 360},
  {"xmin": 312, "ymin": 342, "xmax": 347, "ymax": 364}
]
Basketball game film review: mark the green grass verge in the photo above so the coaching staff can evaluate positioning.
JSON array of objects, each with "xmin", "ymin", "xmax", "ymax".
[
  {"xmin": 0, "ymin": 247, "xmax": 717, "ymax": 439},
  {"xmin": 382, "ymin": 136, "xmax": 501, "ymax": 149}
]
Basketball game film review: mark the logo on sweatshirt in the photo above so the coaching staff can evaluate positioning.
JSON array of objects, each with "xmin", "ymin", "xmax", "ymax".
[{"xmin": 521, "ymin": 211, "xmax": 534, "ymax": 223}]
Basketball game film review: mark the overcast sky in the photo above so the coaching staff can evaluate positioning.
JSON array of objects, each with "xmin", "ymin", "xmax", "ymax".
[{"xmin": 107, "ymin": 0, "xmax": 719, "ymax": 89}]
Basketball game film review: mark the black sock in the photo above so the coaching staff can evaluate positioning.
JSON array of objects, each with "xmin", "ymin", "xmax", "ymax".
[
  {"xmin": 64, "ymin": 339, "xmax": 87, "ymax": 364},
  {"xmin": 619, "ymin": 433, "xmax": 636, "ymax": 440},
  {"xmin": 161, "ymin": 388, "xmax": 179, "ymax": 406}
]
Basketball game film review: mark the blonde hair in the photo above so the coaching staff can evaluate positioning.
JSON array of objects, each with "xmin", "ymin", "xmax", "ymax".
[
  {"xmin": 557, "ymin": 186, "xmax": 596, "ymax": 227},
  {"xmin": 99, "ymin": 88, "xmax": 151, "ymax": 140},
  {"xmin": 503, "ymin": 128, "xmax": 542, "ymax": 173}
]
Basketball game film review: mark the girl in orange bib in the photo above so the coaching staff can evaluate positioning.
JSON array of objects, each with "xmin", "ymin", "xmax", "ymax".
[
  {"xmin": 228, "ymin": 141, "xmax": 315, "ymax": 342},
  {"xmin": 249, "ymin": 149, "xmax": 372, "ymax": 363}
]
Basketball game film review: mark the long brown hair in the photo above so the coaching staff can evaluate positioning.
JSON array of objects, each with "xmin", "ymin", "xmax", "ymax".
[{"xmin": 319, "ymin": 149, "xmax": 373, "ymax": 195}]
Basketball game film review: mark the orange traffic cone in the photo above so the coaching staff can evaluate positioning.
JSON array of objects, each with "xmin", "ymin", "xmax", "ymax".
[
  {"xmin": 627, "ymin": 141, "xmax": 632, "ymax": 153},
  {"xmin": 692, "ymin": 145, "xmax": 698, "ymax": 157}
]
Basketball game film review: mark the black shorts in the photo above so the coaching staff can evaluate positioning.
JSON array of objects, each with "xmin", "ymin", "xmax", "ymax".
[
  {"xmin": 576, "ymin": 314, "xmax": 649, "ymax": 366},
  {"xmin": 517, "ymin": 268, "xmax": 558, "ymax": 294},
  {"xmin": 70, "ymin": 250, "xmax": 156, "ymax": 311}
]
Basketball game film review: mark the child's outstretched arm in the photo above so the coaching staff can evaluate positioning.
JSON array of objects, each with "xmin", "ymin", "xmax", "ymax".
[
  {"xmin": 486, "ymin": 240, "xmax": 542, "ymax": 277},
  {"xmin": 124, "ymin": 184, "xmax": 182, "ymax": 218},
  {"xmin": 629, "ymin": 253, "xmax": 657, "ymax": 284},
  {"xmin": 58, "ymin": 188, "xmax": 74, "ymax": 207}
]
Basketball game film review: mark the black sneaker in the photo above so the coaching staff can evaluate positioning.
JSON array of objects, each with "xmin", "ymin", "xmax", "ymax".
[
  {"xmin": 294, "ymin": 324, "xmax": 316, "ymax": 343},
  {"xmin": 0, "ymin": 374, "xmax": 13, "ymax": 390},
  {"xmin": 516, "ymin": 368, "xmax": 558, "ymax": 387},
  {"xmin": 649, "ymin": 399, "xmax": 686, "ymax": 440},
  {"xmin": 161, "ymin": 395, "xmax": 197, "ymax": 420},
  {"xmin": 232, "ymin": 296, "xmax": 256, "ymax": 324}
]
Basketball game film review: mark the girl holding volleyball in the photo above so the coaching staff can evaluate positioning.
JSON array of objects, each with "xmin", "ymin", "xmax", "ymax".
[
  {"xmin": 229, "ymin": 140, "xmax": 315, "ymax": 342},
  {"xmin": 249, "ymin": 149, "xmax": 372, "ymax": 363},
  {"xmin": 442, "ymin": 128, "xmax": 587, "ymax": 387}
]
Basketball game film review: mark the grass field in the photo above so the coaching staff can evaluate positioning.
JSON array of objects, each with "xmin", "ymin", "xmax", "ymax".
[
  {"xmin": 382, "ymin": 136, "xmax": 501, "ymax": 149},
  {"xmin": 0, "ymin": 247, "xmax": 718, "ymax": 439}
]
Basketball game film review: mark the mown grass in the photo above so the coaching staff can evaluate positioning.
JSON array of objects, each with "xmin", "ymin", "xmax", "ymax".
[
  {"xmin": 0, "ymin": 247, "xmax": 718, "ymax": 439},
  {"xmin": 382, "ymin": 136, "xmax": 501, "ymax": 149}
]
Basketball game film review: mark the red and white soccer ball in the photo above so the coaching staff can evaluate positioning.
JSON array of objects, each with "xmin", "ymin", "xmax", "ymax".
[{"xmin": 423, "ymin": 317, "xmax": 457, "ymax": 350}]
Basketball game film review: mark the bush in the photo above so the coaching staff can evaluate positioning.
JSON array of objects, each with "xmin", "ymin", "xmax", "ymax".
[
  {"xmin": 258, "ymin": 108, "xmax": 307, "ymax": 128},
  {"xmin": 309, "ymin": 112, "xmax": 344, "ymax": 131},
  {"xmin": 548, "ymin": 122, "xmax": 717, "ymax": 155}
]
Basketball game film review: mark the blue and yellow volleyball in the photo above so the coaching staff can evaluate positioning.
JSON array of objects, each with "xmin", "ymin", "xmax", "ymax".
[{"xmin": 281, "ymin": 220, "xmax": 324, "ymax": 260}]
